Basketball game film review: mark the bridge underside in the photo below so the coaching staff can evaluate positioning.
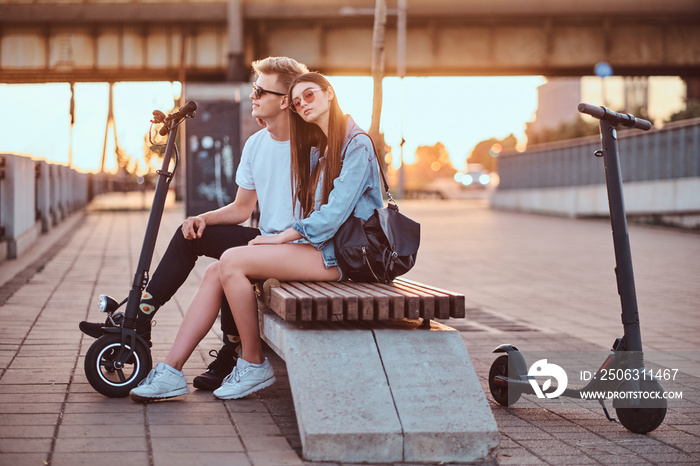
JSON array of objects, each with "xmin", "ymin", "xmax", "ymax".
[{"xmin": 1, "ymin": 3, "xmax": 699, "ymax": 83}]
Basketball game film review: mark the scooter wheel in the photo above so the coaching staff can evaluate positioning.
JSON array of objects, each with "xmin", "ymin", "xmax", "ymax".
[
  {"xmin": 489, "ymin": 354, "xmax": 521, "ymax": 406},
  {"xmin": 84, "ymin": 334, "xmax": 152, "ymax": 398},
  {"xmin": 615, "ymin": 379, "xmax": 667, "ymax": 434}
]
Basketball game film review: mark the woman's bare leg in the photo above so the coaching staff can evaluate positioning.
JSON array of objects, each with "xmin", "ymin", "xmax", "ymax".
[
  {"xmin": 219, "ymin": 244, "xmax": 339, "ymax": 364},
  {"xmin": 164, "ymin": 262, "xmax": 224, "ymax": 371}
]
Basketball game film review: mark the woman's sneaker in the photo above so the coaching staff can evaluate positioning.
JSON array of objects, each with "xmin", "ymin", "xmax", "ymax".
[
  {"xmin": 193, "ymin": 345, "xmax": 238, "ymax": 390},
  {"xmin": 130, "ymin": 362, "xmax": 189, "ymax": 402},
  {"xmin": 213, "ymin": 358, "xmax": 276, "ymax": 400}
]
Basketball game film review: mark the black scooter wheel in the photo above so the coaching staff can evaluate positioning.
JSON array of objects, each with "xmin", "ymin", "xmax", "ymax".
[
  {"xmin": 84, "ymin": 334, "xmax": 152, "ymax": 398},
  {"xmin": 489, "ymin": 354, "xmax": 521, "ymax": 406},
  {"xmin": 615, "ymin": 379, "xmax": 667, "ymax": 434}
]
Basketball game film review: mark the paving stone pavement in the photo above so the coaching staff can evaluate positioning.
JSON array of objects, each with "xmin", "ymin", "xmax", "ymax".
[{"xmin": 0, "ymin": 194, "xmax": 698, "ymax": 465}]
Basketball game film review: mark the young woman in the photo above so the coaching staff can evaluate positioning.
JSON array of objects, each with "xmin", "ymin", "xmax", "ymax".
[{"xmin": 130, "ymin": 72, "xmax": 384, "ymax": 402}]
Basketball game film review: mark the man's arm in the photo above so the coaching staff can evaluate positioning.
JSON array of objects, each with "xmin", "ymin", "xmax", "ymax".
[{"xmin": 182, "ymin": 187, "xmax": 258, "ymax": 239}]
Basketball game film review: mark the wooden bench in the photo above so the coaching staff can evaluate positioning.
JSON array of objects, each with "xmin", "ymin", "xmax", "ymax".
[
  {"xmin": 255, "ymin": 278, "xmax": 498, "ymax": 464},
  {"xmin": 259, "ymin": 277, "xmax": 466, "ymax": 322}
]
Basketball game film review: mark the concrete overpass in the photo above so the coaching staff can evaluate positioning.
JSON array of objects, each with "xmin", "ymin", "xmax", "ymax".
[{"xmin": 1, "ymin": 0, "xmax": 700, "ymax": 84}]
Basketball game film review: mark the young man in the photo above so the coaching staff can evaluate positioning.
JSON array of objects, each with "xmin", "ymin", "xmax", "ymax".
[{"xmin": 79, "ymin": 56, "xmax": 308, "ymax": 390}]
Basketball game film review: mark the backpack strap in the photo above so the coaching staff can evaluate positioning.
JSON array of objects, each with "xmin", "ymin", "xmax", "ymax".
[{"xmin": 343, "ymin": 131, "xmax": 395, "ymax": 204}]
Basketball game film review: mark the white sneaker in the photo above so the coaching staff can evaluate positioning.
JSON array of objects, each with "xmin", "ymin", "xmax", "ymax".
[
  {"xmin": 130, "ymin": 362, "xmax": 189, "ymax": 402},
  {"xmin": 213, "ymin": 358, "xmax": 276, "ymax": 400}
]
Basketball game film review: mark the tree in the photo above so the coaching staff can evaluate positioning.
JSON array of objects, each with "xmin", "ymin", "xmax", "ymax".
[
  {"xmin": 667, "ymin": 100, "xmax": 700, "ymax": 122},
  {"xmin": 467, "ymin": 134, "xmax": 518, "ymax": 172},
  {"xmin": 403, "ymin": 142, "xmax": 456, "ymax": 190},
  {"xmin": 525, "ymin": 117, "xmax": 598, "ymax": 147}
]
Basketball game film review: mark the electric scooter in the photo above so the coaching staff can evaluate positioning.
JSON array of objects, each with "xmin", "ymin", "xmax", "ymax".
[
  {"xmin": 84, "ymin": 101, "xmax": 197, "ymax": 397},
  {"xmin": 487, "ymin": 103, "xmax": 667, "ymax": 434}
]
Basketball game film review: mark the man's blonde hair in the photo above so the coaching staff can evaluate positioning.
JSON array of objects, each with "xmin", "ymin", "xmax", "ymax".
[{"xmin": 252, "ymin": 57, "xmax": 309, "ymax": 93}]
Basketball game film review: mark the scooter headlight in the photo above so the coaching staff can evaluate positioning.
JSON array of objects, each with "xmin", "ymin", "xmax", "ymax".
[{"xmin": 98, "ymin": 294, "xmax": 119, "ymax": 313}]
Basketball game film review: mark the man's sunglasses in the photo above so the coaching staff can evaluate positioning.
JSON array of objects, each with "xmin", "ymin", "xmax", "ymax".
[
  {"xmin": 252, "ymin": 82, "xmax": 286, "ymax": 100},
  {"xmin": 291, "ymin": 88, "xmax": 325, "ymax": 113}
]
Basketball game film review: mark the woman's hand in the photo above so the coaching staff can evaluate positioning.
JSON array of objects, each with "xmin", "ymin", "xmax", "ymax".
[
  {"xmin": 248, "ymin": 228, "xmax": 304, "ymax": 245},
  {"xmin": 248, "ymin": 234, "xmax": 284, "ymax": 245}
]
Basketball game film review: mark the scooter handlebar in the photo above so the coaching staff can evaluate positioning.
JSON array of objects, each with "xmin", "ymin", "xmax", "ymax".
[
  {"xmin": 578, "ymin": 103, "xmax": 652, "ymax": 131},
  {"xmin": 158, "ymin": 101, "xmax": 198, "ymax": 135},
  {"xmin": 169, "ymin": 100, "xmax": 198, "ymax": 121}
]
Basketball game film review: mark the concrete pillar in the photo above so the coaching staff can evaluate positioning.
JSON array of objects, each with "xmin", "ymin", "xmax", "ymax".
[
  {"xmin": 0, "ymin": 153, "xmax": 41, "ymax": 259},
  {"xmin": 682, "ymin": 76, "xmax": 700, "ymax": 102},
  {"xmin": 35, "ymin": 160, "xmax": 52, "ymax": 233},
  {"xmin": 50, "ymin": 164, "xmax": 62, "ymax": 224},
  {"xmin": 226, "ymin": 0, "xmax": 246, "ymax": 81},
  {"xmin": 59, "ymin": 165, "xmax": 70, "ymax": 218}
]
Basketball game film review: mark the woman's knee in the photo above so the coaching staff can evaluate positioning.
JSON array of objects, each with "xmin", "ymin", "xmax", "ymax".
[{"xmin": 219, "ymin": 248, "xmax": 250, "ymax": 281}]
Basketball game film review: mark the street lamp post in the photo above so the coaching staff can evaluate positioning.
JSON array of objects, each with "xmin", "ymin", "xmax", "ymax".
[{"xmin": 397, "ymin": 0, "xmax": 406, "ymax": 199}]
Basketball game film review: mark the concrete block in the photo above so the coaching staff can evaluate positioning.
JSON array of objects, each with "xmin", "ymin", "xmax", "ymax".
[
  {"xmin": 260, "ymin": 311, "xmax": 403, "ymax": 463},
  {"xmin": 284, "ymin": 329, "xmax": 404, "ymax": 462},
  {"xmin": 259, "ymin": 310, "xmax": 498, "ymax": 463},
  {"xmin": 374, "ymin": 323, "xmax": 499, "ymax": 463},
  {"xmin": 8, "ymin": 221, "xmax": 42, "ymax": 259}
]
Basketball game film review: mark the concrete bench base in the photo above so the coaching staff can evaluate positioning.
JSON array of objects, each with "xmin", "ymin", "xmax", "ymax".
[{"xmin": 259, "ymin": 306, "xmax": 499, "ymax": 463}]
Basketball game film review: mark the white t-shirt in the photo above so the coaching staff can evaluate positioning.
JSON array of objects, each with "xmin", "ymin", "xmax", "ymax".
[{"xmin": 236, "ymin": 128, "xmax": 296, "ymax": 236}]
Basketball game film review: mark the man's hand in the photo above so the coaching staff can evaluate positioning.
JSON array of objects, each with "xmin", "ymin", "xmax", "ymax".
[{"xmin": 182, "ymin": 216, "xmax": 206, "ymax": 239}]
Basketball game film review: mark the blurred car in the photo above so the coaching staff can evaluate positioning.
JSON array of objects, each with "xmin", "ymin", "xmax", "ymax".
[{"xmin": 454, "ymin": 164, "xmax": 491, "ymax": 189}]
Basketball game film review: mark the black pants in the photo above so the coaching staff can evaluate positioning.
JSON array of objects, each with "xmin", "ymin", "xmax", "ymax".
[{"xmin": 146, "ymin": 224, "xmax": 260, "ymax": 345}]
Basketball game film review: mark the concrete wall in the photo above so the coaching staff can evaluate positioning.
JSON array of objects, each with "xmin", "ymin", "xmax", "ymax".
[
  {"xmin": 492, "ymin": 177, "xmax": 700, "ymax": 228},
  {"xmin": 493, "ymin": 117, "xmax": 700, "ymax": 227},
  {"xmin": 0, "ymin": 153, "xmax": 91, "ymax": 261}
]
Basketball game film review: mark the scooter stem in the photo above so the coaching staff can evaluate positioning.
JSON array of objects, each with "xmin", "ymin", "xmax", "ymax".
[
  {"xmin": 121, "ymin": 118, "xmax": 181, "ymax": 330},
  {"xmin": 599, "ymin": 119, "xmax": 643, "ymax": 353}
]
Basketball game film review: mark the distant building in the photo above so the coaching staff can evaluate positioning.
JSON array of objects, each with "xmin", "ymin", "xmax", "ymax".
[
  {"xmin": 526, "ymin": 78, "xmax": 582, "ymax": 137},
  {"xmin": 527, "ymin": 76, "xmax": 686, "ymax": 138}
]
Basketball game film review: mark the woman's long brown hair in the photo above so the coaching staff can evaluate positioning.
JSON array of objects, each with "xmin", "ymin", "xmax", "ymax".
[{"xmin": 289, "ymin": 72, "xmax": 348, "ymax": 218}]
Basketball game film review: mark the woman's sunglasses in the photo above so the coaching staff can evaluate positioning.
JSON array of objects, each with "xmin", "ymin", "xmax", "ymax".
[
  {"xmin": 252, "ymin": 82, "xmax": 286, "ymax": 100},
  {"xmin": 290, "ymin": 88, "xmax": 325, "ymax": 113}
]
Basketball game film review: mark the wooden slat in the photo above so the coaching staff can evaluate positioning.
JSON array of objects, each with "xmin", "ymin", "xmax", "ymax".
[
  {"xmin": 278, "ymin": 283, "xmax": 313, "ymax": 321},
  {"xmin": 390, "ymin": 282, "xmax": 435, "ymax": 320},
  {"xmin": 363, "ymin": 283, "xmax": 405, "ymax": 320},
  {"xmin": 374, "ymin": 282, "xmax": 421, "ymax": 319},
  {"xmin": 394, "ymin": 280, "xmax": 450, "ymax": 319},
  {"xmin": 396, "ymin": 278, "xmax": 466, "ymax": 318},
  {"xmin": 304, "ymin": 282, "xmax": 344, "ymax": 321},
  {"xmin": 289, "ymin": 282, "xmax": 328, "ymax": 321},
  {"xmin": 316, "ymin": 282, "xmax": 359, "ymax": 320},
  {"xmin": 335, "ymin": 282, "xmax": 374, "ymax": 320},
  {"xmin": 268, "ymin": 286, "xmax": 299, "ymax": 321},
  {"xmin": 343, "ymin": 282, "xmax": 390, "ymax": 320}
]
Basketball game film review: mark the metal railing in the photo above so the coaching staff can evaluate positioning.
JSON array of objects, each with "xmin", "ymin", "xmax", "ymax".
[{"xmin": 497, "ymin": 117, "xmax": 700, "ymax": 190}]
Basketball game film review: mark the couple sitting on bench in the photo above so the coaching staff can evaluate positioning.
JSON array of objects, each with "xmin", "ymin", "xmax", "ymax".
[{"xmin": 79, "ymin": 57, "xmax": 387, "ymax": 402}]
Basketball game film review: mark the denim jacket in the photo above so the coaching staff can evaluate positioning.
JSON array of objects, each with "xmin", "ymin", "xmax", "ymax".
[{"xmin": 292, "ymin": 116, "xmax": 384, "ymax": 269}]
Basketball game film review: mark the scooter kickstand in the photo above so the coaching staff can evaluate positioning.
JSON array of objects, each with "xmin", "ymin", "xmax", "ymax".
[{"xmin": 599, "ymin": 399, "xmax": 618, "ymax": 423}]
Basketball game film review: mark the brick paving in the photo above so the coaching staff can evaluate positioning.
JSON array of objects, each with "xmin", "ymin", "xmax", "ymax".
[{"xmin": 0, "ymin": 193, "xmax": 698, "ymax": 465}]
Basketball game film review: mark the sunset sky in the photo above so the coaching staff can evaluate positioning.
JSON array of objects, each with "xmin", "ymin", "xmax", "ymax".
[
  {"xmin": 0, "ymin": 76, "xmax": 542, "ymax": 173},
  {"xmin": 0, "ymin": 74, "xmax": 685, "ymax": 174}
]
